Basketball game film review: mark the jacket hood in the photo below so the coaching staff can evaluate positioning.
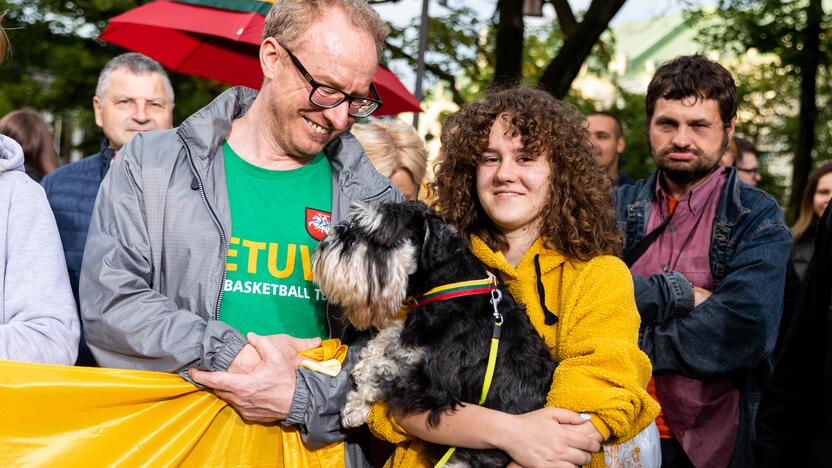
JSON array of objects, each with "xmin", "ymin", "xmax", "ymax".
[{"xmin": 0, "ymin": 134, "xmax": 24, "ymax": 173}]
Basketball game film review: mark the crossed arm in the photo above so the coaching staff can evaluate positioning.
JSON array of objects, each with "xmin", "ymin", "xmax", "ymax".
[{"xmin": 634, "ymin": 211, "xmax": 791, "ymax": 377}]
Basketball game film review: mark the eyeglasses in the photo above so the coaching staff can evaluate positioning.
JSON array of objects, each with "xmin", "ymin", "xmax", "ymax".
[
  {"xmin": 736, "ymin": 166, "xmax": 760, "ymax": 175},
  {"xmin": 279, "ymin": 43, "xmax": 382, "ymax": 118}
]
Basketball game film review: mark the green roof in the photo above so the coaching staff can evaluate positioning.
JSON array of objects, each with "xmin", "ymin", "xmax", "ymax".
[{"xmin": 613, "ymin": 10, "xmax": 714, "ymax": 78}]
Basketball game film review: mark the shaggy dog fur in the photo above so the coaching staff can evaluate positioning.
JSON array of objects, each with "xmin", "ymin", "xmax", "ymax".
[{"xmin": 313, "ymin": 201, "xmax": 557, "ymax": 467}]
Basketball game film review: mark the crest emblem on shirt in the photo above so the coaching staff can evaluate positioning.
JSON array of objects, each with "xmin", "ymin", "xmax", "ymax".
[{"xmin": 306, "ymin": 208, "xmax": 331, "ymax": 241}]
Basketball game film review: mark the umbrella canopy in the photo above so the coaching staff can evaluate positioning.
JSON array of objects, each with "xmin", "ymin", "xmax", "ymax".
[{"xmin": 99, "ymin": 0, "xmax": 422, "ymax": 116}]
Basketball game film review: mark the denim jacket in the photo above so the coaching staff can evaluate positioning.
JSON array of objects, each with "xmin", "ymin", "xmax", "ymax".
[{"xmin": 615, "ymin": 168, "xmax": 791, "ymax": 467}]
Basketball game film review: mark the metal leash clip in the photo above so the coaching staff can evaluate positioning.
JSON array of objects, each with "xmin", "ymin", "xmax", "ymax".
[{"xmin": 490, "ymin": 288, "xmax": 503, "ymax": 325}]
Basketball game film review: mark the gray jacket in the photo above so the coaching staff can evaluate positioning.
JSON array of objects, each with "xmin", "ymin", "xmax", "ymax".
[
  {"xmin": 80, "ymin": 87, "xmax": 402, "ymax": 465},
  {"xmin": 0, "ymin": 134, "xmax": 79, "ymax": 365}
]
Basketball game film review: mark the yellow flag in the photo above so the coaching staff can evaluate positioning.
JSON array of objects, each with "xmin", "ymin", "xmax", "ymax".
[{"xmin": 0, "ymin": 340, "xmax": 348, "ymax": 467}]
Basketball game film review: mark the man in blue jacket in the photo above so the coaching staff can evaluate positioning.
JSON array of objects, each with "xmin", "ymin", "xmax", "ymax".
[
  {"xmin": 42, "ymin": 52, "xmax": 174, "ymax": 365},
  {"xmin": 615, "ymin": 55, "xmax": 791, "ymax": 467}
]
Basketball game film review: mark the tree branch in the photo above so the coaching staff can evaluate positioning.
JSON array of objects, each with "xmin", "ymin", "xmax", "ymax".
[
  {"xmin": 385, "ymin": 41, "xmax": 467, "ymax": 105},
  {"xmin": 550, "ymin": 0, "xmax": 578, "ymax": 39},
  {"xmin": 492, "ymin": 0, "xmax": 525, "ymax": 87},
  {"xmin": 538, "ymin": 0, "xmax": 625, "ymax": 98}
]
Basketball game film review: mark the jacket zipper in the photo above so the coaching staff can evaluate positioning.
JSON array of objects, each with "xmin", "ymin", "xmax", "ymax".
[
  {"xmin": 363, "ymin": 185, "xmax": 392, "ymax": 202},
  {"xmin": 325, "ymin": 302, "xmax": 333, "ymax": 338},
  {"xmin": 181, "ymin": 135, "xmax": 228, "ymax": 321}
]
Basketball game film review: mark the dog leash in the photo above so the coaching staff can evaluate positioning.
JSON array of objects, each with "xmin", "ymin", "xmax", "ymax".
[
  {"xmin": 410, "ymin": 277, "xmax": 495, "ymax": 308},
  {"xmin": 414, "ymin": 276, "xmax": 503, "ymax": 468}
]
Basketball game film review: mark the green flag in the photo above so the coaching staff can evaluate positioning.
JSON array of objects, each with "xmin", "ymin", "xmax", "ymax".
[{"xmin": 174, "ymin": 0, "xmax": 274, "ymax": 15}]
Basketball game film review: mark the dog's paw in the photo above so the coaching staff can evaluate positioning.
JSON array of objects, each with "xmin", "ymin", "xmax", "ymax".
[{"xmin": 342, "ymin": 391, "xmax": 373, "ymax": 428}]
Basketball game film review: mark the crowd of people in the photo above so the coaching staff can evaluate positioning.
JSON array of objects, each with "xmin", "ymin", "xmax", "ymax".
[{"xmin": 2, "ymin": 0, "xmax": 832, "ymax": 467}]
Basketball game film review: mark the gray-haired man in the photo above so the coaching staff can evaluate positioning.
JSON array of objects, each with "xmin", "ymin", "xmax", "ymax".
[{"xmin": 42, "ymin": 52, "xmax": 174, "ymax": 366}]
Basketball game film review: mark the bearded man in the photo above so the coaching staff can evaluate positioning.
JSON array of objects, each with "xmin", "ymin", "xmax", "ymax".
[{"xmin": 614, "ymin": 55, "xmax": 791, "ymax": 468}]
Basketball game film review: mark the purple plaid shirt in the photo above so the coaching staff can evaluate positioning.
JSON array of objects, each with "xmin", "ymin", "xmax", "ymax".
[
  {"xmin": 632, "ymin": 167, "xmax": 740, "ymax": 468},
  {"xmin": 631, "ymin": 167, "xmax": 728, "ymax": 289}
]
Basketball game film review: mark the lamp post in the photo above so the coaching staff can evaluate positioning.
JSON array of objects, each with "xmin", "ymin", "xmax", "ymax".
[{"xmin": 412, "ymin": 0, "xmax": 430, "ymax": 129}]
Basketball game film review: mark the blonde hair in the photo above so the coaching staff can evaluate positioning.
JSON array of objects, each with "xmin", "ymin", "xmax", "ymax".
[
  {"xmin": 352, "ymin": 121, "xmax": 428, "ymax": 193},
  {"xmin": 263, "ymin": 0, "xmax": 388, "ymax": 57}
]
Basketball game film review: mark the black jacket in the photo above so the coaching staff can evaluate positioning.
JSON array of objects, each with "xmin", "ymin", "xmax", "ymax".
[{"xmin": 755, "ymin": 204, "xmax": 832, "ymax": 467}]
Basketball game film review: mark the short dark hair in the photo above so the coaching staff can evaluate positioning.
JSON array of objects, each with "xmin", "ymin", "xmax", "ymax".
[
  {"xmin": 733, "ymin": 136, "xmax": 758, "ymax": 165},
  {"xmin": 588, "ymin": 111, "xmax": 623, "ymax": 137},
  {"xmin": 646, "ymin": 55, "xmax": 736, "ymax": 126}
]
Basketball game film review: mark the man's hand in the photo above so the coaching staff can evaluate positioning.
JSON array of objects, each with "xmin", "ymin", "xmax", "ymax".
[
  {"xmin": 227, "ymin": 343, "xmax": 261, "ymax": 374},
  {"xmin": 500, "ymin": 408, "xmax": 601, "ymax": 468},
  {"xmin": 189, "ymin": 333, "xmax": 321, "ymax": 422},
  {"xmin": 693, "ymin": 286, "xmax": 712, "ymax": 307}
]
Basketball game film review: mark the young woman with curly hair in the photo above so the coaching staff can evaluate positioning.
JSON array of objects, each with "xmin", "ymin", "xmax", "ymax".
[{"xmin": 367, "ymin": 87, "xmax": 659, "ymax": 467}]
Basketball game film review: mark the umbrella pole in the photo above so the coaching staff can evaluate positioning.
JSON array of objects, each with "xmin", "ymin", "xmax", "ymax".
[{"xmin": 412, "ymin": 0, "xmax": 429, "ymax": 130}]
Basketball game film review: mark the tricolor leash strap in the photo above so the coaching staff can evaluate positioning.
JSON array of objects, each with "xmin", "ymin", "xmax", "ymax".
[
  {"xmin": 434, "ymin": 287, "xmax": 504, "ymax": 468},
  {"xmin": 410, "ymin": 277, "xmax": 495, "ymax": 309}
]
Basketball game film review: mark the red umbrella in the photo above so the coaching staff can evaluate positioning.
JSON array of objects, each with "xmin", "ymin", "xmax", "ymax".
[{"xmin": 99, "ymin": 0, "xmax": 422, "ymax": 116}]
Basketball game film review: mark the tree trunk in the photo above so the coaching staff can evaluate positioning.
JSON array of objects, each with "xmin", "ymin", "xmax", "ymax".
[
  {"xmin": 789, "ymin": 0, "xmax": 823, "ymax": 221},
  {"xmin": 537, "ymin": 0, "xmax": 626, "ymax": 99},
  {"xmin": 59, "ymin": 116, "xmax": 73, "ymax": 164},
  {"xmin": 491, "ymin": 0, "xmax": 525, "ymax": 88}
]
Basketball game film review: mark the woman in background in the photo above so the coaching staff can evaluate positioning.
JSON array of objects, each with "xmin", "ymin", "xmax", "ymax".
[
  {"xmin": 0, "ymin": 108, "xmax": 61, "ymax": 182},
  {"xmin": 352, "ymin": 120, "xmax": 428, "ymax": 201},
  {"xmin": 791, "ymin": 161, "xmax": 832, "ymax": 282}
]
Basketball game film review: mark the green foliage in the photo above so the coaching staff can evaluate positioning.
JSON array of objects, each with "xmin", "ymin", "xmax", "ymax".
[
  {"xmin": 696, "ymin": 0, "xmax": 832, "ymax": 215},
  {"xmin": 384, "ymin": 2, "xmax": 615, "ymax": 104},
  {"xmin": 521, "ymin": 22, "xmax": 564, "ymax": 84},
  {"xmin": 384, "ymin": 3, "xmax": 494, "ymax": 103},
  {"xmin": 0, "ymin": 0, "xmax": 227, "ymax": 158}
]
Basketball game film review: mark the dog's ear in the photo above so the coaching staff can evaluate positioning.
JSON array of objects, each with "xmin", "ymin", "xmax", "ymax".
[
  {"xmin": 419, "ymin": 213, "xmax": 464, "ymax": 271},
  {"xmin": 349, "ymin": 202, "xmax": 420, "ymax": 248},
  {"xmin": 313, "ymin": 201, "xmax": 419, "ymax": 330}
]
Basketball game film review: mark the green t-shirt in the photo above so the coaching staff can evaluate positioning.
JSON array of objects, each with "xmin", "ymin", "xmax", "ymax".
[{"xmin": 219, "ymin": 141, "xmax": 332, "ymax": 338}]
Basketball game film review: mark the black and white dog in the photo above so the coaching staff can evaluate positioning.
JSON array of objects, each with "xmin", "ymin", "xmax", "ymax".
[{"xmin": 313, "ymin": 201, "xmax": 556, "ymax": 467}]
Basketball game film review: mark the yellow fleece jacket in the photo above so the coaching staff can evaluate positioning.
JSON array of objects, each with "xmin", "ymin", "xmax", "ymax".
[{"xmin": 366, "ymin": 236, "xmax": 660, "ymax": 467}]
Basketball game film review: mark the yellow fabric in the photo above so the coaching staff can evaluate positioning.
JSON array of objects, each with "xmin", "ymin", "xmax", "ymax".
[
  {"xmin": 368, "ymin": 236, "xmax": 660, "ymax": 467},
  {"xmin": 0, "ymin": 339, "xmax": 348, "ymax": 467}
]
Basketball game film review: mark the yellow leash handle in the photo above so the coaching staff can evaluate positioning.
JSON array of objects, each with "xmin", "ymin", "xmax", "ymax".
[{"xmin": 435, "ymin": 289, "xmax": 504, "ymax": 468}]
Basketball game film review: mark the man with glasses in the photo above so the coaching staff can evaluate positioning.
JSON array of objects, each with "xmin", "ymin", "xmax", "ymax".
[
  {"xmin": 80, "ymin": 1, "xmax": 401, "ymax": 464},
  {"xmin": 732, "ymin": 137, "xmax": 763, "ymax": 187}
]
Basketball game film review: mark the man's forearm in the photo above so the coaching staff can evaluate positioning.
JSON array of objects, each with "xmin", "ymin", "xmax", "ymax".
[{"xmin": 633, "ymin": 272, "xmax": 695, "ymax": 324}]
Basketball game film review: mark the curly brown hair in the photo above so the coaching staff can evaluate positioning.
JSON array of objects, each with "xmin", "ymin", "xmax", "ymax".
[{"xmin": 430, "ymin": 87, "xmax": 622, "ymax": 261}]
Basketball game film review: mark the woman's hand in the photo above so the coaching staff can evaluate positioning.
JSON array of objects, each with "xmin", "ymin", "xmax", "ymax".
[
  {"xmin": 499, "ymin": 408, "xmax": 602, "ymax": 468},
  {"xmin": 394, "ymin": 404, "xmax": 601, "ymax": 467}
]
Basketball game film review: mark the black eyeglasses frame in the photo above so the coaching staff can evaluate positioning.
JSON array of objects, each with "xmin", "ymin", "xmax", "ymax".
[{"xmin": 279, "ymin": 43, "xmax": 383, "ymax": 118}]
